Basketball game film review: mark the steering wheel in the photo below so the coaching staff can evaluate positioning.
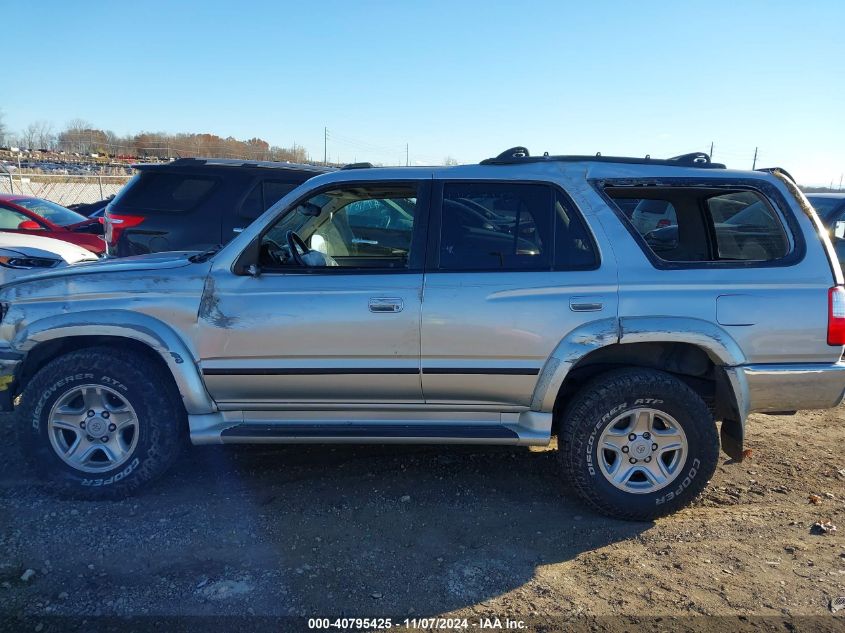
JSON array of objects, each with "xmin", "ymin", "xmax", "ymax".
[{"xmin": 286, "ymin": 230, "xmax": 311, "ymax": 266}]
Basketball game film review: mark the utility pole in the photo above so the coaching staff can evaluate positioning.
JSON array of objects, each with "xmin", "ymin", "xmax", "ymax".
[
  {"xmin": 709, "ymin": 141, "xmax": 714, "ymax": 158},
  {"xmin": 324, "ymin": 127, "xmax": 327, "ymax": 165},
  {"xmin": 406, "ymin": 143, "xmax": 409, "ymax": 167},
  {"xmin": 752, "ymin": 147, "xmax": 758, "ymax": 170}
]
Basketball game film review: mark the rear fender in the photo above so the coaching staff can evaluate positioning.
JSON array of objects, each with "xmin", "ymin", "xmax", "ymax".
[{"xmin": 532, "ymin": 316, "xmax": 750, "ymax": 457}]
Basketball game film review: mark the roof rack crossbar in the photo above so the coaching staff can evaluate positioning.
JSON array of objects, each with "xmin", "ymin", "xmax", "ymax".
[{"xmin": 480, "ymin": 148, "xmax": 726, "ymax": 169}]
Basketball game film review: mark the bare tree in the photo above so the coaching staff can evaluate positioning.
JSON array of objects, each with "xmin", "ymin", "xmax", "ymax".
[
  {"xmin": 34, "ymin": 120, "xmax": 55, "ymax": 149},
  {"xmin": 443, "ymin": 156, "xmax": 459, "ymax": 166},
  {"xmin": 21, "ymin": 123, "xmax": 39, "ymax": 150},
  {"xmin": 60, "ymin": 119, "xmax": 94, "ymax": 153},
  {"xmin": 0, "ymin": 110, "xmax": 6, "ymax": 146}
]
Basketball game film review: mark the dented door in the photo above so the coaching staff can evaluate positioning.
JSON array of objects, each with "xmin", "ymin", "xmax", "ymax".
[{"xmin": 195, "ymin": 270, "xmax": 424, "ymax": 406}]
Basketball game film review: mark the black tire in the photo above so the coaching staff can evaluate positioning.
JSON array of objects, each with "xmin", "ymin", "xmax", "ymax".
[
  {"xmin": 558, "ymin": 368, "xmax": 719, "ymax": 521},
  {"xmin": 17, "ymin": 347, "xmax": 186, "ymax": 499}
]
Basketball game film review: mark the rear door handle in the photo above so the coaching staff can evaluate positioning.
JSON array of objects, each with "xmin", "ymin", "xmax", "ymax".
[
  {"xmin": 233, "ymin": 227, "xmax": 245, "ymax": 233},
  {"xmin": 369, "ymin": 297, "xmax": 403, "ymax": 313},
  {"xmin": 352, "ymin": 238, "xmax": 378, "ymax": 245}
]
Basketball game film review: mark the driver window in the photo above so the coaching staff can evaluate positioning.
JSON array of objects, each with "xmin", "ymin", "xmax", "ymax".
[{"xmin": 260, "ymin": 185, "xmax": 418, "ymax": 270}]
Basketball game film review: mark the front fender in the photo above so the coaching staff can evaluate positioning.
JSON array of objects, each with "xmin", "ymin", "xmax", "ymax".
[{"xmin": 13, "ymin": 310, "xmax": 215, "ymax": 415}]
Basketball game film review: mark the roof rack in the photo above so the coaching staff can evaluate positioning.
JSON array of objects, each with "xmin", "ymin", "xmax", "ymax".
[
  {"xmin": 143, "ymin": 157, "xmax": 333, "ymax": 172},
  {"xmin": 341, "ymin": 162, "xmax": 375, "ymax": 170},
  {"xmin": 755, "ymin": 167, "xmax": 796, "ymax": 184},
  {"xmin": 480, "ymin": 147, "xmax": 726, "ymax": 169}
]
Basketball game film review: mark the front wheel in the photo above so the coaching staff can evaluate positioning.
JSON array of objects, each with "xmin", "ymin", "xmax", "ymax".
[
  {"xmin": 558, "ymin": 368, "xmax": 719, "ymax": 520},
  {"xmin": 18, "ymin": 347, "xmax": 186, "ymax": 498}
]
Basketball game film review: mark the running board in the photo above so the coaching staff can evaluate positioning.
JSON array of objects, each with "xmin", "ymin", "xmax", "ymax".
[
  {"xmin": 222, "ymin": 423, "xmax": 518, "ymax": 441},
  {"xmin": 189, "ymin": 410, "xmax": 552, "ymax": 446}
]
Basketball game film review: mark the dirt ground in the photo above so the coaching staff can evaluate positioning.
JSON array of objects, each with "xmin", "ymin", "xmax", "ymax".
[{"xmin": 1, "ymin": 407, "xmax": 844, "ymax": 632}]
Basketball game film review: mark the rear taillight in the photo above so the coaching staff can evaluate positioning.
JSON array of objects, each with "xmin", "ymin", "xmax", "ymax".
[
  {"xmin": 828, "ymin": 286, "xmax": 845, "ymax": 345},
  {"xmin": 105, "ymin": 213, "xmax": 145, "ymax": 246},
  {"xmin": 656, "ymin": 219, "xmax": 672, "ymax": 229}
]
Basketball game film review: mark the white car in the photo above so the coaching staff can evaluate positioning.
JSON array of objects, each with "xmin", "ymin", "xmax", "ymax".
[{"xmin": 0, "ymin": 233, "xmax": 99, "ymax": 284}]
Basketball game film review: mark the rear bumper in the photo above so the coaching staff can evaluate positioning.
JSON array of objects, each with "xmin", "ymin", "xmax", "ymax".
[
  {"xmin": 0, "ymin": 349, "xmax": 23, "ymax": 412},
  {"xmin": 737, "ymin": 362, "xmax": 845, "ymax": 413}
]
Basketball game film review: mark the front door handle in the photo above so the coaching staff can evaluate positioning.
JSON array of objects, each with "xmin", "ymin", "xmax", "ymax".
[
  {"xmin": 369, "ymin": 297, "xmax": 403, "ymax": 313},
  {"xmin": 352, "ymin": 238, "xmax": 378, "ymax": 245},
  {"xmin": 569, "ymin": 296, "xmax": 604, "ymax": 312}
]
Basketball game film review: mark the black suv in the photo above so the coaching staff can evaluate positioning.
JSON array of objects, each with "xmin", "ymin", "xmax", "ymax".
[{"xmin": 105, "ymin": 158, "xmax": 332, "ymax": 256}]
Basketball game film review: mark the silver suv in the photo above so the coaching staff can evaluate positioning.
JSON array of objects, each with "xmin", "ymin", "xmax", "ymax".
[{"xmin": 2, "ymin": 149, "xmax": 843, "ymax": 520}]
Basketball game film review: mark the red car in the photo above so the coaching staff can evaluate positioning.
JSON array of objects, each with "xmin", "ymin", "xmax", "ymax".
[{"xmin": 0, "ymin": 194, "xmax": 106, "ymax": 255}]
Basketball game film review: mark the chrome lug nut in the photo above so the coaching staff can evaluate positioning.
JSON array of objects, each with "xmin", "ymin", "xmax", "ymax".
[
  {"xmin": 80, "ymin": 421, "xmax": 86, "ymax": 429},
  {"xmin": 101, "ymin": 411, "xmax": 110, "ymax": 419},
  {"xmin": 100, "ymin": 436, "xmax": 109, "ymax": 443},
  {"xmin": 87, "ymin": 410, "xmax": 95, "ymax": 417},
  {"xmin": 644, "ymin": 456, "xmax": 652, "ymax": 463},
  {"xmin": 621, "ymin": 446, "xmax": 629, "ymax": 453},
  {"xmin": 643, "ymin": 432, "xmax": 651, "ymax": 439},
  {"xmin": 652, "ymin": 443, "xmax": 658, "ymax": 451},
  {"xmin": 108, "ymin": 423, "xmax": 116, "ymax": 432},
  {"xmin": 628, "ymin": 457, "xmax": 637, "ymax": 464},
  {"xmin": 628, "ymin": 433, "xmax": 637, "ymax": 441},
  {"xmin": 86, "ymin": 435, "xmax": 94, "ymax": 442}
]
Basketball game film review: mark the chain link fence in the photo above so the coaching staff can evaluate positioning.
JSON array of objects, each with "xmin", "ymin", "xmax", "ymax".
[{"xmin": 0, "ymin": 173, "xmax": 133, "ymax": 206}]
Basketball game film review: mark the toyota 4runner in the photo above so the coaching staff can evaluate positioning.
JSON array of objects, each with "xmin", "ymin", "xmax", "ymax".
[{"xmin": 1, "ymin": 148, "xmax": 843, "ymax": 520}]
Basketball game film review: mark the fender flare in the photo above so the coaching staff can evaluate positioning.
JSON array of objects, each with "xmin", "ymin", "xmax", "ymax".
[
  {"xmin": 531, "ymin": 316, "xmax": 749, "ymax": 424},
  {"xmin": 13, "ymin": 310, "xmax": 215, "ymax": 415},
  {"xmin": 530, "ymin": 317, "xmax": 619, "ymax": 411}
]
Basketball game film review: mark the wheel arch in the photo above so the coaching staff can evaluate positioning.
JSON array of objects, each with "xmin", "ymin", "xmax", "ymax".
[
  {"xmin": 13, "ymin": 310, "xmax": 215, "ymax": 415},
  {"xmin": 532, "ymin": 317, "xmax": 748, "ymax": 460}
]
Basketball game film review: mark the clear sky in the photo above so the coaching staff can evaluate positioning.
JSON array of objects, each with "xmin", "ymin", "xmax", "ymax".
[{"xmin": 3, "ymin": 0, "xmax": 843, "ymax": 185}]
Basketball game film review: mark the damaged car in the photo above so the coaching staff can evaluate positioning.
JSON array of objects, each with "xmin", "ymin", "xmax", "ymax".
[{"xmin": 1, "ymin": 148, "xmax": 843, "ymax": 520}]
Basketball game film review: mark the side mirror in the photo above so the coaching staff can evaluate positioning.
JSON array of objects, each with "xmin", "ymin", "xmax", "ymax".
[
  {"xmin": 835, "ymin": 220, "xmax": 845, "ymax": 240},
  {"xmin": 17, "ymin": 220, "xmax": 42, "ymax": 230}
]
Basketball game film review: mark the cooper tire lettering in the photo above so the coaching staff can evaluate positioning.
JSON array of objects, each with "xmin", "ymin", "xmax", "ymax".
[
  {"xmin": 559, "ymin": 368, "xmax": 719, "ymax": 520},
  {"xmin": 17, "ymin": 347, "xmax": 184, "ymax": 500}
]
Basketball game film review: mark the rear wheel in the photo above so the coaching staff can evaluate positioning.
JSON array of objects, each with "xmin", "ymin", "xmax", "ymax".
[
  {"xmin": 559, "ymin": 368, "xmax": 719, "ymax": 520},
  {"xmin": 18, "ymin": 347, "xmax": 185, "ymax": 498}
]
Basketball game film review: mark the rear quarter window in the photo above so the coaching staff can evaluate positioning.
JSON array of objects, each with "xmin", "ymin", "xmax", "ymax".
[
  {"xmin": 119, "ymin": 173, "xmax": 217, "ymax": 213},
  {"xmin": 605, "ymin": 186, "xmax": 791, "ymax": 264}
]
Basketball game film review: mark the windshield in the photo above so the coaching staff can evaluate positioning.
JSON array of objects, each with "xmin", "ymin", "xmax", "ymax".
[{"xmin": 13, "ymin": 197, "xmax": 88, "ymax": 226}]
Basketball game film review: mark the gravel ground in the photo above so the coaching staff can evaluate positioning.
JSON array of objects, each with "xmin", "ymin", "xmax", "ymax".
[{"xmin": 1, "ymin": 408, "xmax": 844, "ymax": 632}]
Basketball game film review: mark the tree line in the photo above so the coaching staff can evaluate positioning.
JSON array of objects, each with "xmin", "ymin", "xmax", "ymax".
[{"xmin": 0, "ymin": 111, "xmax": 308, "ymax": 163}]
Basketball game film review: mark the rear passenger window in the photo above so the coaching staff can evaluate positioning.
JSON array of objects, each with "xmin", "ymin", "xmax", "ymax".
[
  {"xmin": 121, "ymin": 173, "xmax": 216, "ymax": 212},
  {"xmin": 263, "ymin": 181, "xmax": 298, "ymax": 210},
  {"xmin": 241, "ymin": 180, "xmax": 299, "ymax": 219},
  {"xmin": 554, "ymin": 192, "xmax": 599, "ymax": 269},
  {"xmin": 438, "ymin": 183, "xmax": 596, "ymax": 271},
  {"xmin": 607, "ymin": 187, "xmax": 789, "ymax": 263}
]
